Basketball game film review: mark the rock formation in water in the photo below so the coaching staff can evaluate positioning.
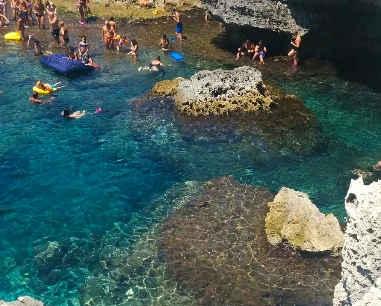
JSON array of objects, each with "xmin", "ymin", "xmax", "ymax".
[
  {"xmin": 265, "ymin": 187, "xmax": 344, "ymax": 254},
  {"xmin": 0, "ymin": 297, "xmax": 43, "ymax": 306},
  {"xmin": 149, "ymin": 67, "xmax": 321, "ymax": 154},
  {"xmin": 159, "ymin": 176, "xmax": 341, "ymax": 305},
  {"xmin": 176, "ymin": 66, "xmax": 274, "ymax": 116},
  {"xmin": 333, "ymin": 178, "xmax": 381, "ymax": 306},
  {"xmin": 153, "ymin": 66, "xmax": 273, "ymax": 116}
]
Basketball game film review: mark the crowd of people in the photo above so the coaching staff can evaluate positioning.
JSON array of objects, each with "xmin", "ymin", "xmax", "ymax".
[{"xmin": 0, "ymin": 0, "xmax": 305, "ymax": 118}]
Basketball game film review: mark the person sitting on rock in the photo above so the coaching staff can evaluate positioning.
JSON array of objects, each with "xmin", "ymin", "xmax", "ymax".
[
  {"xmin": 235, "ymin": 39, "xmax": 255, "ymax": 61},
  {"xmin": 252, "ymin": 40, "xmax": 267, "ymax": 65}
]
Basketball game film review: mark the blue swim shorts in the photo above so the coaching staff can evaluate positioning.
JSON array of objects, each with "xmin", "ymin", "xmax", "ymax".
[{"xmin": 176, "ymin": 22, "xmax": 182, "ymax": 34}]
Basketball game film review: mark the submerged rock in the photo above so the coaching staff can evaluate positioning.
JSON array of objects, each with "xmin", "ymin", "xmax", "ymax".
[
  {"xmin": 265, "ymin": 187, "xmax": 344, "ymax": 254},
  {"xmin": 333, "ymin": 178, "xmax": 381, "ymax": 306},
  {"xmin": 0, "ymin": 297, "xmax": 43, "ymax": 306},
  {"xmin": 159, "ymin": 176, "xmax": 341, "ymax": 305}
]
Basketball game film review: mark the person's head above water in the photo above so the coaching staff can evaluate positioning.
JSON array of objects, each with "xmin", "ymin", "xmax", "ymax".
[
  {"xmin": 63, "ymin": 108, "xmax": 70, "ymax": 117},
  {"xmin": 32, "ymin": 91, "xmax": 38, "ymax": 99}
]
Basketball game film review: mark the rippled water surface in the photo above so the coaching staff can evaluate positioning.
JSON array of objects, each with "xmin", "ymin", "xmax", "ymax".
[{"xmin": 1, "ymin": 12, "xmax": 381, "ymax": 306}]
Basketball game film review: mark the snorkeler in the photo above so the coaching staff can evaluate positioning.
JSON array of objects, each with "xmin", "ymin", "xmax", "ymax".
[
  {"xmin": 29, "ymin": 91, "xmax": 54, "ymax": 103},
  {"xmin": 62, "ymin": 107, "xmax": 86, "ymax": 119}
]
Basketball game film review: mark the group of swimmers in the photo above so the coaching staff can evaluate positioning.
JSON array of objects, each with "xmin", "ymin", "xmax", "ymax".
[{"xmin": 235, "ymin": 31, "xmax": 302, "ymax": 67}]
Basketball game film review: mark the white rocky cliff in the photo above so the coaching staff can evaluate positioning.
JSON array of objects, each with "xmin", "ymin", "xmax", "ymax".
[{"xmin": 333, "ymin": 178, "xmax": 381, "ymax": 306}]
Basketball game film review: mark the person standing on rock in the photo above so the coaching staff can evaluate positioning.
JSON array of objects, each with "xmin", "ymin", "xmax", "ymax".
[
  {"xmin": 288, "ymin": 31, "xmax": 302, "ymax": 68},
  {"xmin": 172, "ymin": 8, "xmax": 182, "ymax": 43}
]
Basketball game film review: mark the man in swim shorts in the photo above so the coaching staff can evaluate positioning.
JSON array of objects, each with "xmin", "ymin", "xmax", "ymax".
[
  {"xmin": 172, "ymin": 9, "xmax": 182, "ymax": 42},
  {"xmin": 48, "ymin": 12, "xmax": 59, "ymax": 43},
  {"xmin": 102, "ymin": 20, "xmax": 116, "ymax": 49},
  {"xmin": 59, "ymin": 21, "xmax": 69, "ymax": 47}
]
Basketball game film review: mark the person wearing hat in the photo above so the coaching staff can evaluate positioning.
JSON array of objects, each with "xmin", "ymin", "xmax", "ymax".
[
  {"xmin": 252, "ymin": 40, "xmax": 267, "ymax": 65},
  {"xmin": 59, "ymin": 20, "xmax": 69, "ymax": 47}
]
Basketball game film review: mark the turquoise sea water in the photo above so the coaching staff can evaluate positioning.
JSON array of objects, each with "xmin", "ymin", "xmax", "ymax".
[{"xmin": 1, "ymin": 22, "xmax": 381, "ymax": 305}]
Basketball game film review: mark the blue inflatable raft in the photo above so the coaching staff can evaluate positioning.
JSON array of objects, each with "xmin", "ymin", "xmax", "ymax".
[
  {"xmin": 169, "ymin": 52, "xmax": 184, "ymax": 61},
  {"xmin": 40, "ymin": 53, "xmax": 94, "ymax": 76}
]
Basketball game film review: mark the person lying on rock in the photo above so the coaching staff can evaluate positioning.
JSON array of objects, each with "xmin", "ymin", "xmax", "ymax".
[{"xmin": 235, "ymin": 39, "xmax": 255, "ymax": 61}]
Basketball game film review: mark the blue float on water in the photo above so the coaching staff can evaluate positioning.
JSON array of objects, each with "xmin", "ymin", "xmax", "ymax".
[
  {"xmin": 40, "ymin": 53, "xmax": 94, "ymax": 75},
  {"xmin": 169, "ymin": 52, "xmax": 184, "ymax": 61}
]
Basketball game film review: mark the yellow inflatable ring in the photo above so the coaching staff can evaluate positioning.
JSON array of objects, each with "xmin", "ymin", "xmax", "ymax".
[
  {"xmin": 32, "ymin": 85, "xmax": 57, "ymax": 95},
  {"xmin": 4, "ymin": 32, "xmax": 22, "ymax": 41}
]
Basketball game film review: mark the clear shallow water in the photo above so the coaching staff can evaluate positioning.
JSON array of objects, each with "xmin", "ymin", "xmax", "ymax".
[{"xmin": 1, "ymin": 28, "xmax": 381, "ymax": 305}]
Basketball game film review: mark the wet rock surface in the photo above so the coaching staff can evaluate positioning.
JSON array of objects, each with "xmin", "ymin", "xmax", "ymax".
[
  {"xmin": 265, "ymin": 187, "xmax": 344, "ymax": 254},
  {"xmin": 159, "ymin": 176, "xmax": 341, "ymax": 306}
]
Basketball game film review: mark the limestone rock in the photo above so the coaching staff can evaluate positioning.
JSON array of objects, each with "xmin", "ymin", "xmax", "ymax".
[
  {"xmin": 155, "ymin": 0, "xmax": 202, "ymax": 11},
  {"xmin": 333, "ymin": 178, "xmax": 381, "ymax": 306},
  {"xmin": 150, "ymin": 77, "xmax": 183, "ymax": 97},
  {"xmin": 265, "ymin": 187, "xmax": 344, "ymax": 254},
  {"xmin": 0, "ymin": 297, "xmax": 44, "ymax": 306},
  {"xmin": 175, "ymin": 66, "xmax": 274, "ymax": 116}
]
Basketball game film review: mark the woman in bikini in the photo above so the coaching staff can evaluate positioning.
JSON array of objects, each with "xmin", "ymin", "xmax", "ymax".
[
  {"xmin": 159, "ymin": 33, "xmax": 170, "ymax": 51},
  {"xmin": 34, "ymin": 0, "xmax": 45, "ymax": 29},
  {"xmin": 77, "ymin": 36, "xmax": 93, "ymax": 64},
  {"xmin": 127, "ymin": 39, "xmax": 139, "ymax": 58}
]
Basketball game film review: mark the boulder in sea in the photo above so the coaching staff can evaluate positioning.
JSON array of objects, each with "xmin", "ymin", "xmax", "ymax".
[
  {"xmin": 159, "ymin": 176, "xmax": 341, "ymax": 305},
  {"xmin": 0, "ymin": 297, "xmax": 44, "ymax": 306},
  {"xmin": 265, "ymin": 187, "xmax": 344, "ymax": 254},
  {"xmin": 333, "ymin": 178, "xmax": 381, "ymax": 306},
  {"xmin": 175, "ymin": 66, "xmax": 274, "ymax": 116}
]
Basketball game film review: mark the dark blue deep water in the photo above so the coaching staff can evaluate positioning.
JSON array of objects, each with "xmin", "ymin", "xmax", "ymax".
[{"xmin": 1, "ymin": 24, "xmax": 381, "ymax": 305}]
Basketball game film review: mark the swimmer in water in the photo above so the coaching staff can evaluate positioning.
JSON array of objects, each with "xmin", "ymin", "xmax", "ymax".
[
  {"xmin": 28, "ymin": 35, "xmax": 52, "ymax": 56},
  {"xmin": 29, "ymin": 91, "xmax": 54, "ymax": 103},
  {"xmin": 138, "ymin": 55, "xmax": 165, "ymax": 72},
  {"xmin": 35, "ymin": 80, "xmax": 63, "ymax": 92},
  {"xmin": 62, "ymin": 107, "xmax": 86, "ymax": 119}
]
